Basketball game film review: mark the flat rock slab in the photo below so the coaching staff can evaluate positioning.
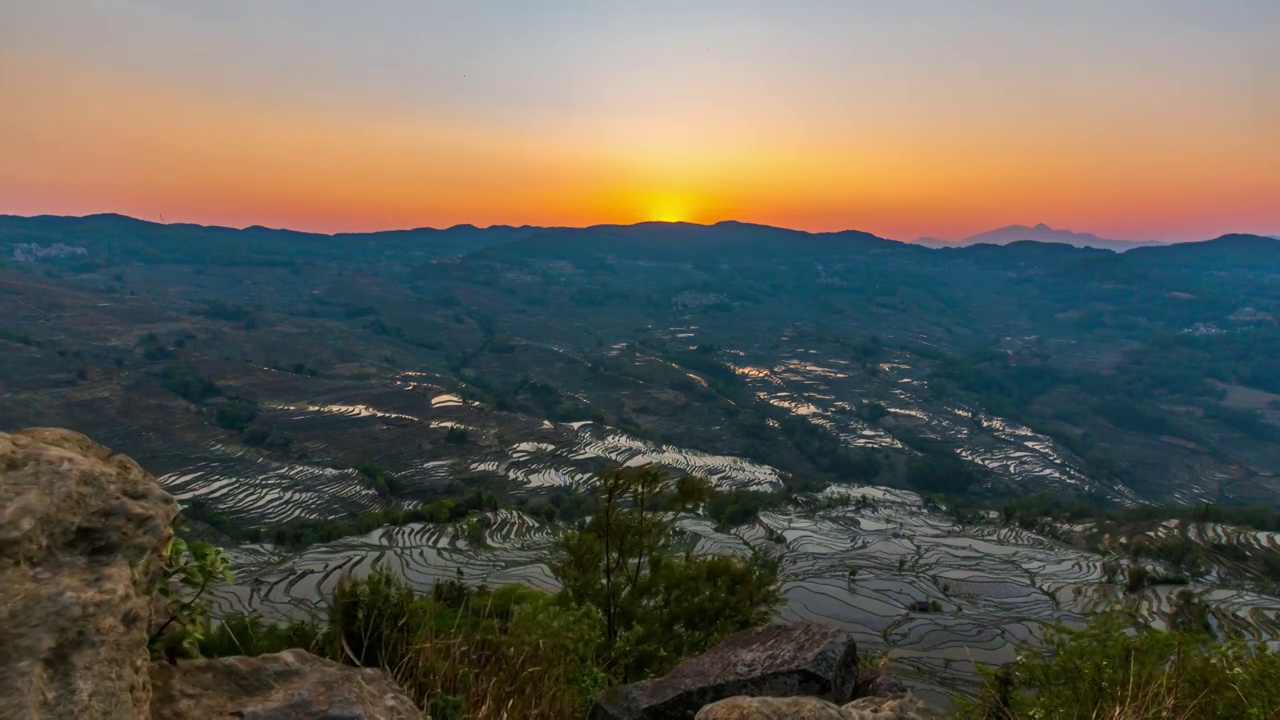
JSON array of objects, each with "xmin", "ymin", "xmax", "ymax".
[
  {"xmin": 594, "ymin": 623, "xmax": 858, "ymax": 720},
  {"xmin": 697, "ymin": 693, "xmax": 946, "ymax": 720},
  {"xmin": 844, "ymin": 693, "xmax": 947, "ymax": 720},
  {"xmin": 150, "ymin": 649, "xmax": 421, "ymax": 720},
  {"xmin": 696, "ymin": 696, "xmax": 849, "ymax": 720}
]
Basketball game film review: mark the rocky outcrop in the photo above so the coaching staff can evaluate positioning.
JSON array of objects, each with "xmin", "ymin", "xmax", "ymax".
[
  {"xmin": 0, "ymin": 428, "xmax": 179, "ymax": 720},
  {"xmin": 0, "ymin": 427, "xmax": 421, "ymax": 720},
  {"xmin": 695, "ymin": 696, "xmax": 849, "ymax": 719},
  {"xmin": 592, "ymin": 621, "xmax": 950, "ymax": 720},
  {"xmin": 844, "ymin": 693, "xmax": 946, "ymax": 719},
  {"xmin": 149, "ymin": 649, "xmax": 421, "ymax": 720},
  {"xmin": 696, "ymin": 693, "xmax": 944, "ymax": 720},
  {"xmin": 593, "ymin": 623, "xmax": 859, "ymax": 720}
]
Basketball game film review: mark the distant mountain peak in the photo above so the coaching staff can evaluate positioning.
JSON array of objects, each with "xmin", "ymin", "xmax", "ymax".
[
  {"xmin": 913, "ymin": 223, "xmax": 1164, "ymax": 252},
  {"xmin": 968, "ymin": 223, "xmax": 1105, "ymax": 244}
]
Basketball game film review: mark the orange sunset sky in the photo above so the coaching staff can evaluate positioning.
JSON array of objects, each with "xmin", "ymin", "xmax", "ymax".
[{"xmin": 2, "ymin": 1, "xmax": 1278, "ymax": 242}]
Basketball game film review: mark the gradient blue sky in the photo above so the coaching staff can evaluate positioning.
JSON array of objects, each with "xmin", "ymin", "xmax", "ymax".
[{"xmin": 3, "ymin": 0, "xmax": 1277, "ymax": 240}]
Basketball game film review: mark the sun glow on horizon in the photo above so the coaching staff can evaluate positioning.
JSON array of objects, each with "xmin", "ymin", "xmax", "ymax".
[
  {"xmin": 2, "ymin": 3, "xmax": 1277, "ymax": 241},
  {"xmin": 645, "ymin": 195, "xmax": 692, "ymax": 224}
]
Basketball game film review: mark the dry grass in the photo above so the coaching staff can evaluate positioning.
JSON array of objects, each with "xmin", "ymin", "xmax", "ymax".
[
  {"xmin": 317, "ymin": 571, "xmax": 606, "ymax": 720},
  {"xmin": 958, "ymin": 610, "xmax": 1280, "ymax": 720}
]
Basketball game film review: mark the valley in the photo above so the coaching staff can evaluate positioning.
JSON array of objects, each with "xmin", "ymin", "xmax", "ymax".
[{"xmin": 3, "ymin": 214, "xmax": 1280, "ymax": 699}]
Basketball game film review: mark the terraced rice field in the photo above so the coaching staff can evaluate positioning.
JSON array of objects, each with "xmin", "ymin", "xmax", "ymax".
[
  {"xmin": 163, "ymin": 413, "xmax": 787, "ymax": 529},
  {"xmin": 142, "ymin": 341, "xmax": 1277, "ymax": 702},
  {"xmin": 729, "ymin": 346, "xmax": 1139, "ymax": 503},
  {"xmin": 205, "ymin": 475, "xmax": 1280, "ymax": 703},
  {"xmin": 163, "ymin": 453, "xmax": 382, "ymax": 526},
  {"xmin": 487, "ymin": 423, "xmax": 785, "ymax": 492}
]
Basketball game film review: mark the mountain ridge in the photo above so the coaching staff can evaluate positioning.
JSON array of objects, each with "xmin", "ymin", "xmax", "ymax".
[
  {"xmin": 916, "ymin": 223, "xmax": 1165, "ymax": 252},
  {"xmin": 4, "ymin": 213, "xmax": 1275, "ymax": 267}
]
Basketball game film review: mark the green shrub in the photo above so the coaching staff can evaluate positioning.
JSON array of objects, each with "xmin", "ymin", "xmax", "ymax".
[
  {"xmin": 959, "ymin": 610, "xmax": 1280, "ymax": 720},
  {"xmin": 160, "ymin": 364, "xmax": 220, "ymax": 403},
  {"xmin": 704, "ymin": 489, "xmax": 780, "ymax": 529},
  {"xmin": 319, "ymin": 571, "xmax": 605, "ymax": 719},
  {"xmin": 214, "ymin": 399, "xmax": 258, "ymax": 432},
  {"xmin": 555, "ymin": 466, "xmax": 780, "ymax": 682},
  {"xmin": 149, "ymin": 535, "xmax": 232, "ymax": 659},
  {"xmin": 199, "ymin": 613, "xmax": 321, "ymax": 657}
]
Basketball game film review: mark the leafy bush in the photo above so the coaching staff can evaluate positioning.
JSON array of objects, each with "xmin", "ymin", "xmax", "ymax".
[
  {"xmin": 555, "ymin": 466, "xmax": 780, "ymax": 681},
  {"xmin": 239, "ymin": 486, "xmax": 501, "ymax": 547},
  {"xmin": 149, "ymin": 535, "xmax": 232, "ymax": 659},
  {"xmin": 320, "ymin": 572, "xmax": 606, "ymax": 719},
  {"xmin": 181, "ymin": 498, "xmax": 235, "ymax": 536},
  {"xmin": 199, "ymin": 613, "xmax": 322, "ymax": 658},
  {"xmin": 704, "ymin": 489, "xmax": 781, "ymax": 529},
  {"xmin": 137, "ymin": 332, "xmax": 171, "ymax": 360},
  {"xmin": 901, "ymin": 435, "xmax": 985, "ymax": 493},
  {"xmin": 959, "ymin": 610, "xmax": 1280, "ymax": 720},
  {"xmin": 214, "ymin": 399, "xmax": 258, "ymax": 432},
  {"xmin": 197, "ymin": 299, "xmax": 256, "ymax": 323},
  {"xmin": 160, "ymin": 364, "xmax": 220, "ymax": 403}
]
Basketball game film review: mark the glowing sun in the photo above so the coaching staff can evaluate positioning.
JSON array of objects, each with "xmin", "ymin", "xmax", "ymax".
[{"xmin": 646, "ymin": 195, "xmax": 690, "ymax": 223}]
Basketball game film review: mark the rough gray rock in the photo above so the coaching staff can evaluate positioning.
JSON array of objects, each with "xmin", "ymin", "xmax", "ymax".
[
  {"xmin": 695, "ymin": 692, "xmax": 947, "ymax": 720},
  {"xmin": 0, "ymin": 427, "xmax": 424, "ymax": 720},
  {"xmin": 696, "ymin": 696, "xmax": 849, "ymax": 719},
  {"xmin": 149, "ymin": 649, "xmax": 422, "ymax": 720},
  {"xmin": 844, "ymin": 692, "xmax": 947, "ymax": 719},
  {"xmin": 0, "ymin": 428, "xmax": 180, "ymax": 720},
  {"xmin": 593, "ymin": 623, "xmax": 859, "ymax": 720},
  {"xmin": 595, "ymin": 679, "xmax": 656, "ymax": 720}
]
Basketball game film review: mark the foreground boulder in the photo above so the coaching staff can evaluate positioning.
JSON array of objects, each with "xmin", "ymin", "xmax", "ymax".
[
  {"xmin": 695, "ymin": 696, "xmax": 849, "ymax": 719},
  {"xmin": 844, "ymin": 693, "xmax": 946, "ymax": 719},
  {"xmin": 0, "ymin": 427, "xmax": 423, "ymax": 720},
  {"xmin": 150, "ymin": 649, "xmax": 421, "ymax": 720},
  {"xmin": 594, "ymin": 623, "xmax": 858, "ymax": 720},
  {"xmin": 0, "ymin": 428, "xmax": 180, "ymax": 720},
  {"xmin": 696, "ymin": 693, "xmax": 944, "ymax": 720}
]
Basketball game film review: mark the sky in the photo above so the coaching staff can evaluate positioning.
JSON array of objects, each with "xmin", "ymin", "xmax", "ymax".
[{"xmin": 2, "ymin": 1, "xmax": 1277, "ymax": 242}]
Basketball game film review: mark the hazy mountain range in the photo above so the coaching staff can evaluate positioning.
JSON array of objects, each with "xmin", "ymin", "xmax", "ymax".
[
  {"xmin": 914, "ymin": 223, "xmax": 1165, "ymax": 252},
  {"xmin": 6, "ymin": 214, "xmax": 1277, "ymax": 264}
]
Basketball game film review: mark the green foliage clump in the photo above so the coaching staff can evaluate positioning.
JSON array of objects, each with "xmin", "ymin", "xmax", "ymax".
[
  {"xmin": 268, "ymin": 360, "xmax": 320, "ymax": 376},
  {"xmin": 194, "ymin": 571, "xmax": 605, "ymax": 720},
  {"xmin": 202, "ymin": 573, "xmax": 605, "ymax": 717},
  {"xmin": 0, "ymin": 328, "xmax": 38, "ymax": 346},
  {"xmin": 174, "ymin": 472, "xmax": 770, "ymax": 715},
  {"xmin": 959, "ymin": 610, "xmax": 1280, "ymax": 720},
  {"xmin": 900, "ymin": 434, "xmax": 986, "ymax": 494},
  {"xmin": 214, "ymin": 398, "xmax": 258, "ymax": 432},
  {"xmin": 1202, "ymin": 402, "xmax": 1275, "ymax": 439},
  {"xmin": 554, "ymin": 466, "xmax": 780, "ymax": 681},
  {"xmin": 247, "ymin": 485, "xmax": 500, "ymax": 547},
  {"xmin": 181, "ymin": 498, "xmax": 235, "ymax": 536},
  {"xmin": 199, "ymin": 613, "xmax": 322, "ymax": 658},
  {"xmin": 702, "ymin": 488, "xmax": 799, "ymax": 530},
  {"xmin": 523, "ymin": 489, "xmax": 597, "ymax": 524},
  {"xmin": 997, "ymin": 492, "xmax": 1280, "ymax": 532},
  {"xmin": 358, "ymin": 461, "xmax": 399, "ymax": 497},
  {"xmin": 197, "ymin": 299, "xmax": 256, "ymax": 323},
  {"xmin": 160, "ymin": 364, "xmax": 221, "ymax": 403},
  {"xmin": 136, "ymin": 332, "xmax": 171, "ymax": 360},
  {"xmin": 777, "ymin": 415, "xmax": 882, "ymax": 481},
  {"xmin": 149, "ymin": 535, "xmax": 232, "ymax": 659},
  {"xmin": 936, "ymin": 351, "xmax": 1063, "ymax": 420},
  {"xmin": 240, "ymin": 424, "xmax": 292, "ymax": 450}
]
